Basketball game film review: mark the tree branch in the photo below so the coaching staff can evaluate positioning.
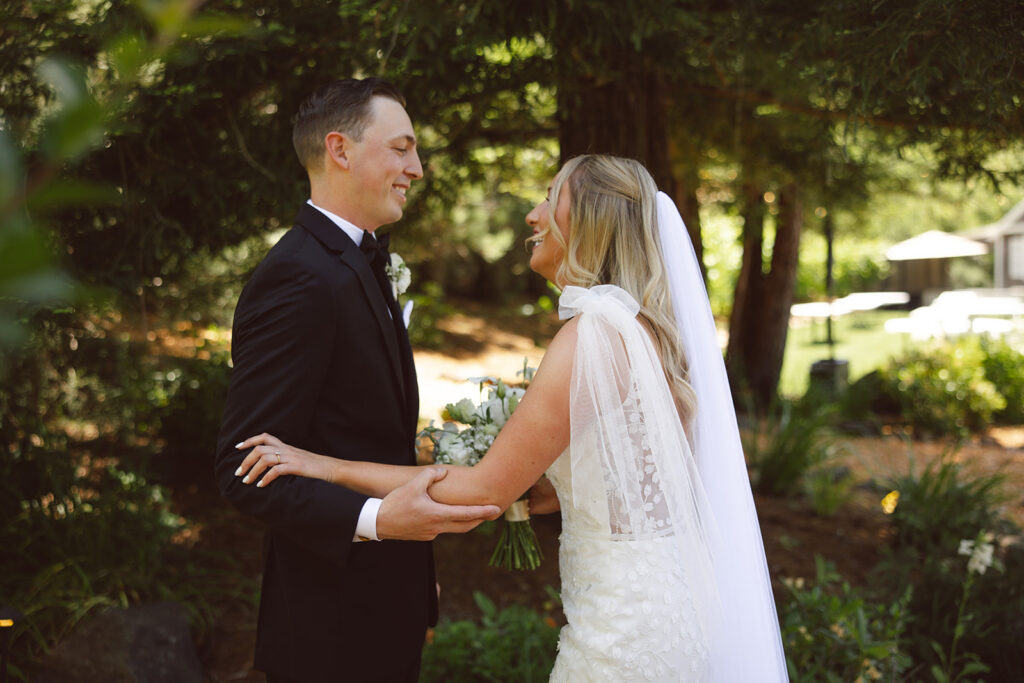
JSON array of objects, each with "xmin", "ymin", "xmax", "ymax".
[
  {"xmin": 226, "ymin": 109, "xmax": 276, "ymax": 182},
  {"xmin": 687, "ymin": 82, "xmax": 1014, "ymax": 135}
]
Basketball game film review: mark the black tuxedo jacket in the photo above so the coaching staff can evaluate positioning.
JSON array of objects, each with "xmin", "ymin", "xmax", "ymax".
[{"xmin": 215, "ymin": 204, "xmax": 435, "ymax": 682}]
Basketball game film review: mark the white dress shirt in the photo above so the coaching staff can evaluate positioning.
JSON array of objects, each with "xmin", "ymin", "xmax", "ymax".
[{"xmin": 307, "ymin": 200, "xmax": 383, "ymax": 542}]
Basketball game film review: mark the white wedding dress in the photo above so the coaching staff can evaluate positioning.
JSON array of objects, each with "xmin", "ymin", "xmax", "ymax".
[
  {"xmin": 541, "ymin": 193, "xmax": 788, "ymax": 682},
  {"xmin": 546, "ymin": 285, "xmax": 720, "ymax": 682}
]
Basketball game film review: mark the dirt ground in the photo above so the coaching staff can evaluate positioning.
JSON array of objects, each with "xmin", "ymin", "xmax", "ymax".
[{"xmin": 192, "ymin": 306, "xmax": 1024, "ymax": 682}]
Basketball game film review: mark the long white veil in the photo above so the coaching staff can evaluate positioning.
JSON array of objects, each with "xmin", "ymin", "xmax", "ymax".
[{"xmin": 656, "ymin": 191, "xmax": 789, "ymax": 681}]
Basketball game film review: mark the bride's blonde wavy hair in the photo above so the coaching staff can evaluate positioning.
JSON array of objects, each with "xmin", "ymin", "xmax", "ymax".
[{"xmin": 540, "ymin": 154, "xmax": 697, "ymax": 425}]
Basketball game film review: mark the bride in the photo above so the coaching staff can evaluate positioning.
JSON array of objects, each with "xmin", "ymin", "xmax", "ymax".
[{"xmin": 234, "ymin": 154, "xmax": 788, "ymax": 681}]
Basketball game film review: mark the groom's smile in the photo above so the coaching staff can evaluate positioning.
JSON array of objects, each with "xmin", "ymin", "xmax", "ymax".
[{"xmin": 343, "ymin": 97, "xmax": 423, "ymax": 231}]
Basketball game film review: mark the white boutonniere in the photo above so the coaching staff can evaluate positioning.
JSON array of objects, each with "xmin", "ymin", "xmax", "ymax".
[{"xmin": 385, "ymin": 252, "xmax": 411, "ymax": 299}]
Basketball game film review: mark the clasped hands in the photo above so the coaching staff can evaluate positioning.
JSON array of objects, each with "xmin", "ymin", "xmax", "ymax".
[{"xmin": 234, "ymin": 433, "xmax": 501, "ymax": 541}]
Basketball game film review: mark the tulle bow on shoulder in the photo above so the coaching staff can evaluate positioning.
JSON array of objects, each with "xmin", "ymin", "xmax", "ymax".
[{"xmin": 558, "ymin": 284, "xmax": 641, "ymax": 320}]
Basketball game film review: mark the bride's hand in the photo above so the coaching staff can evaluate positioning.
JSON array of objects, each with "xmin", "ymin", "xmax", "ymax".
[{"xmin": 234, "ymin": 433, "xmax": 336, "ymax": 488}]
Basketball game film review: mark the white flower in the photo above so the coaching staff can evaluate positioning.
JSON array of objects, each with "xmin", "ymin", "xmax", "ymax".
[
  {"xmin": 422, "ymin": 367, "xmax": 529, "ymax": 470},
  {"xmin": 479, "ymin": 397, "xmax": 510, "ymax": 428},
  {"xmin": 467, "ymin": 376, "xmax": 499, "ymax": 391},
  {"xmin": 968, "ymin": 542, "xmax": 994, "ymax": 575},
  {"xmin": 446, "ymin": 398, "xmax": 478, "ymax": 424},
  {"xmin": 517, "ymin": 365, "xmax": 537, "ymax": 383},
  {"xmin": 385, "ymin": 252, "xmax": 411, "ymax": 298},
  {"xmin": 470, "ymin": 429, "xmax": 495, "ymax": 453},
  {"xmin": 959, "ymin": 534, "xmax": 995, "ymax": 575},
  {"xmin": 434, "ymin": 431, "xmax": 481, "ymax": 467}
]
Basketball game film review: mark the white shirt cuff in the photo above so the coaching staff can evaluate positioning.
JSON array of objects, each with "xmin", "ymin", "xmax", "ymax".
[{"xmin": 354, "ymin": 497, "xmax": 382, "ymax": 542}]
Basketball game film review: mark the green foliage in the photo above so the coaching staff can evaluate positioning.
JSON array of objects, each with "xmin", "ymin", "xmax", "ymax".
[
  {"xmin": 0, "ymin": 309, "xmax": 235, "ymax": 675},
  {"xmin": 872, "ymin": 448, "xmax": 1019, "ymax": 679},
  {"xmin": 895, "ymin": 533, "xmax": 1024, "ymax": 682},
  {"xmin": 419, "ymin": 592, "xmax": 559, "ymax": 683},
  {"xmin": 0, "ymin": 0, "xmax": 250, "ymax": 368},
  {"xmin": 839, "ymin": 329, "xmax": 1024, "ymax": 434},
  {"xmin": 803, "ymin": 466, "xmax": 856, "ymax": 518},
  {"xmin": 979, "ymin": 335, "xmax": 1024, "ymax": 424},
  {"xmin": 837, "ymin": 370, "xmax": 899, "ymax": 426},
  {"xmin": 405, "ymin": 282, "xmax": 455, "ymax": 350},
  {"xmin": 779, "ymin": 557, "xmax": 911, "ymax": 682},
  {"xmin": 0, "ymin": 347, "xmax": 185, "ymax": 671},
  {"xmin": 157, "ymin": 350, "xmax": 232, "ymax": 473},
  {"xmin": 745, "ymin": 398, "xmax": 837, "ymax": 496},
  {"xmin": 878, "ymin": 337, "xmax": 1006, "ymax": 437},
  {"xmin": 793, "ymin": 1, "xmax": 1024, "ymax": 183},
  {"xmin": 884, "ymin": 448, "xmax": 1009, "ymax": 563},
  {"xmin": 965, "ymin": 541, "xmax": 1024, "ymax": 679},
  {"xmin": 929, "ymin": 532, "xmax": 994, "ymax": 683},
  {"xmin": 795, "ymin": 232, "xmax": 890, "ymax": 302}
]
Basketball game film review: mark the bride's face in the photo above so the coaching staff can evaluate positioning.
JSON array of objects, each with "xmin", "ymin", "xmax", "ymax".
[{"xmin": 526, "ymin": 182, "xmax": 571, "ymax": 285}]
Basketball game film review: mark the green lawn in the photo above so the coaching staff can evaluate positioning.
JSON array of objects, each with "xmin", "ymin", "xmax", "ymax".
[{"xmin": 780, "ymin": 310, "xmax": 909, "ymax": 397}]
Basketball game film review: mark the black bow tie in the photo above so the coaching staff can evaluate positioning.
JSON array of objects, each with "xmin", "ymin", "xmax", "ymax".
[
  {"xmin": 359, "ymin": 231, "xmax": 390, "ymax": 265},
  {"xmin": 360, "ymin": 231, "xmax": 396, "ymax": 306}
]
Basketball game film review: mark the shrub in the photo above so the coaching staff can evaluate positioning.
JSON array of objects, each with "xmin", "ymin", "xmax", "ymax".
[
  {"xmin": 979, "ymin": 336, "xmax": 1024, "ymax": 424},
  {"xmin": 0, "ymin": 310, "xmax": 237, "ymax": 677},
  {"xmin": 420, "ymin": 592, "xmax": 559, "ymax": 682},
  {"xmin": 966, "ymin": 540, "xmax": 1024, "ymax": 679},
  {"xmin": 155, "ymin": 350, "xmax": 232, "ymax": 485},
  {"xmin": 803, "ymin": 465, "xmax": 857, "ymax": 517},
  {"xmin": 871, "ymin": 448, "xmax": 1020, "ymax": 680},
  {"xmin": 779, "ymin": 556, "xmax": 911, "ymax": 682},
  {"xmin": 874, "ymin": 530, "xmax": 1020, "ymax": 682},
  {"xmin": 878, "ymin": 338, "xmax": 1005, "ymax": 437},
  {"xmin": 884, "ymin": 448, "xmax": 1009, "ymax": 558},
  {"xmin": 745, "ymin": 398, "xmax": 837, "ymax": 496},
  {"xmin": 837, "ymin": 370, "xmax": 899, "ymax": 425},
  {"xmin": 0, "ymin": 434, "xmax": 188, "ymax": 676},
  {"xmin": 406, "ymin": 281, "xmax": 455, "ymax": 350}
]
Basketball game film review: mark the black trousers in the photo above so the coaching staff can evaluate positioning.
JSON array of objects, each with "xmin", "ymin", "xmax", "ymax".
[{"xmin": 265, "ymin": 659, "xmax": 421, "ymax": 683}]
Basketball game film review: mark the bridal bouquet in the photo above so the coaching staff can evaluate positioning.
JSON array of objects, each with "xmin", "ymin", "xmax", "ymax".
[{"xmin": 420, "ymin": 364, "xmax": 543, "ymax": 570}]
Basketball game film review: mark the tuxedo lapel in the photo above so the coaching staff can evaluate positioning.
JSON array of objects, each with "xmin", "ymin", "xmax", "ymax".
[
  {"xmin": 391, "ymin": 292, "xmax": 419, "ymax": 444},
  {"xmin": 372, "ymin": 229, "xmax": 420, "ymax": 445},
  {"xmin": 295, "ymin": 205, "xmax": 407, "ymax": 403}
]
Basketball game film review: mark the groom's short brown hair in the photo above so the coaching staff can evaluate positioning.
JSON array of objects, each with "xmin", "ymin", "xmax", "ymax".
[{"xmin": 292, "ymin": 77, "xmax": 407, "ymax": 173}]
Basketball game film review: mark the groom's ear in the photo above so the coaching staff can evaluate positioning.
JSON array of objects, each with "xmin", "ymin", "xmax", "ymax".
[{"xmin": 324, "ymin": 131, "xmax": 351, "ymax": 171}]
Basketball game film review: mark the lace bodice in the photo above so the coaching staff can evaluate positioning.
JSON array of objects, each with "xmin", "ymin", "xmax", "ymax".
[{"xmin": 544, "ymin": 285, "xmax": 717, "ymax": 682}]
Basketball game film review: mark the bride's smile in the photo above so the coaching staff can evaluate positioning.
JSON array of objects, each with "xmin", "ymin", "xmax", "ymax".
[{"xmin": 526, "ymin": 184, "xmax": 571, "ymax": 284}]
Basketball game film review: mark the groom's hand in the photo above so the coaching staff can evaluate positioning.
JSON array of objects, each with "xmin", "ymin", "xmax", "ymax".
[
  {"xmin": 376, "ymin": 468, "xmax": 501, "ymax": 541},
  {"xmin": 528, "ymin": 475, "xmax": 560, "ymax": 515}
]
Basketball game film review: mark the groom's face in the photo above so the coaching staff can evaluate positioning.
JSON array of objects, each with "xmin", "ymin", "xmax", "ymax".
[{"xmin": 343, "ymin": 96, "xmax": 423, "ymax": 231}]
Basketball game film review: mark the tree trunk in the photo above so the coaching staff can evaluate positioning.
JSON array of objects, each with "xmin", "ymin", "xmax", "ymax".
[
  {"xmin": 556, "ymin": 67, "xmax": 675, "ymax": 195},
  {"xmin": 726, "ymin": 183, "xmax": 766, "ymax": 403},
  {"xmin": 552, "ymin": 7, "xmax": 708, "ymax": 279},
  {"xmin": 726, "ymin": 183, "xmax": 803, "ymax": 411},
  {"xmin": 750, "ymin": 183, "xmax": 802, "ymax": 407},
  {"xmin": 676, "ymin": 162, "xmax": 705, "ymax": 281}
]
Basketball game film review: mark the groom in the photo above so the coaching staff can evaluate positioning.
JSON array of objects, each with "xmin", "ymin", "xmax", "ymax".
[{"xmin": 215, "ymin": 78, "xmax": 497, "ymax": 682}]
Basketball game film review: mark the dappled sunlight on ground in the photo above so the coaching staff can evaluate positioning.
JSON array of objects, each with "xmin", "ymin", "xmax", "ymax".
[{"xmin": 414, "ymin": 306, "xmax": 552, "ymax": 422}]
